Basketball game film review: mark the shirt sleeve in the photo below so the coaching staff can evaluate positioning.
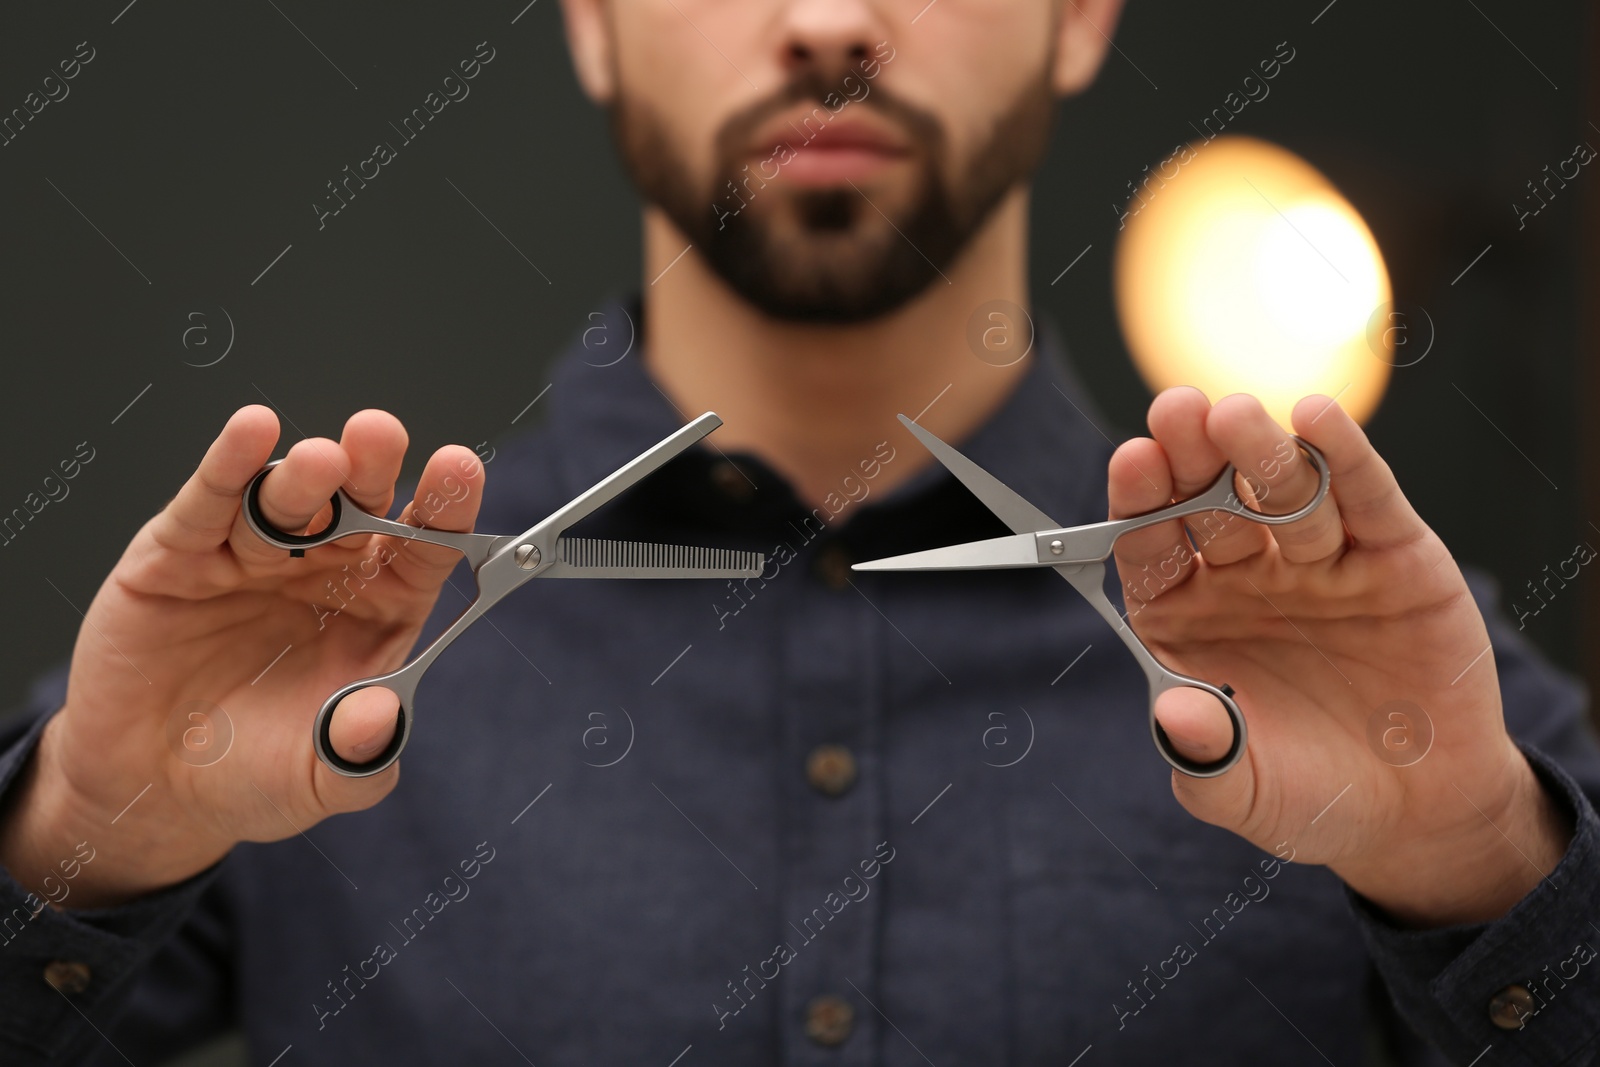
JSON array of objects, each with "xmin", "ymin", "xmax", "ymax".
[
  {"xmin": 1350, "ymin": 569, "xmax": 1600, "ymax": 1066},
  {"xmin": 0, "ymin": 663, "xmax": 235, "ymax": 1066}
]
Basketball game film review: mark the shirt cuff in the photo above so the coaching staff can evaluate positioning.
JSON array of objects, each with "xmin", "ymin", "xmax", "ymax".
[
  {"xmin": 1349, "ymin": 742, "xmax": 1600, "ymax": 1066},
  {"xmin": 0, "ymin": 706, "xmax": 224, "ymax": 1062}
]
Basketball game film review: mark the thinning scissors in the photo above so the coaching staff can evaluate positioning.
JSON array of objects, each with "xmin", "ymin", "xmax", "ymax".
[
  {"xmin": 853, "ymin": 415, "xmax": 1331, "ymax": 778},
  {"xmin": 244, "ymin": 412, "xmax": 764, "ymax": 777}
]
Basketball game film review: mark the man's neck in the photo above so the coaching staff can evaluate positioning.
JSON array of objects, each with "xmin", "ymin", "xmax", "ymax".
[{"xmin": 641, "ymin": 188, "xmax": 1035, "ymax": 509}]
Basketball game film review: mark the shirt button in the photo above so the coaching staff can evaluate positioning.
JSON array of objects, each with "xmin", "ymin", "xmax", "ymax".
[
  {"xmin": 1488, "ymin": 984, "xmax": 1537, "ymax": 1029},
  {"xmin": 805, "ymin": 993, "xmax": 855, "ymax": 1046},
  {"xmin": 43, "ymin": 960, "xmax": 92, "ymax": 995},
  {"xmin": 806, "ymin": 744, "xmax": 858, "ymax": 797},
  {"xmin": 812, "ymin": 544, "xmax": 852, "ymax": 590},
  {"xmin": 710, "ymin": 460, "xmax": 756, "ymax": 501}
]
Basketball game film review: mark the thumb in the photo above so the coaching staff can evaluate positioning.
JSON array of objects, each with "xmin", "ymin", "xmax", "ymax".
[
  {"xmin": 1155, "ymin": 687, "xmax": 1256, "ymax": 829},
  {"xmin": 313, "ymin": 686, "xmax": 402, "ymax": 809}
]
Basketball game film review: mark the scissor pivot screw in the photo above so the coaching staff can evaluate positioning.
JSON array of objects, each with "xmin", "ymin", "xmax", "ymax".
[
  {"xmin": 1048, "ymin": 539, "xmax": 1064, "ymax": 555},
  {"xmin": 514, "ymin": 544, "xmax": 541, "ymax": 569}
]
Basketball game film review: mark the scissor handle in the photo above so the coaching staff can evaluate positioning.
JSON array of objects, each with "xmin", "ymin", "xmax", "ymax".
[
  {"xmin": 243, "ymin": 459, "xmax": 505, "ymax": 566},
  {"xmin": 312, "ymin": 670, "xmax": 418, "ymax": 777},
  {"xmin": 244, "ymin": 460, "xmax": 368, "ymax": 552},
  {"xmin": 1173, "ymin": 436, "xmax": 1331, "ymax": 528},
  {"xmin": 1064, "ymin": 438, "xmax": 1330, "ymax": 565},
  {"xmin": 242, "ymin": 459, "xmax": 511, "ymax": 777},
  {"xmin": 1148, "ymin": 674, "xmax": 1247, "ymax": 778},
  {"xmin": 1053, "ymin": 561, "xmax": 1248, "ymax": 778}
]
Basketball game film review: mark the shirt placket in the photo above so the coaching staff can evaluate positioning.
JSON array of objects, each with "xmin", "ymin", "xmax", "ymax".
[{"xmin": 775, "ymin": 528, "xmax": 886, "ymax": 1066}]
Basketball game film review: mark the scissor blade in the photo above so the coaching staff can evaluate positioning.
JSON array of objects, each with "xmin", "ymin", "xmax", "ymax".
[
  {"xmin": 850, "ymin": 532, "xmax": 1041, "ymax": 572},
  {"xmin": 896, "ymin": 415, "xmax": 1059, "ymax": 534},
  {"xmin": 542, "ymin": 537, "xmax": 766, "ymax": 579},
  {"xmin": 540, "ymin": 412, "xmax": 723, "ymax": 536}
]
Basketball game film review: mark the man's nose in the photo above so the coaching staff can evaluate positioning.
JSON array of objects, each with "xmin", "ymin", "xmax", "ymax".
[{"xmin": 776, "ymin": 0, "xmax": 884, "ymax": 73}]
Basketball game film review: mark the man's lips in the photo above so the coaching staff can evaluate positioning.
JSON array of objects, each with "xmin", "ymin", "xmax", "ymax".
[{"xmin": 747, "ymin": 114, "xmax": 911, "ymax": 187}]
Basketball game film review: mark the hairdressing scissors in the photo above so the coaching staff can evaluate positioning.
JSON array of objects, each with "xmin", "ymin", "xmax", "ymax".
[
  {"xmin": 244, "ymin": 412, "xmax": 764, "ymax": 778},
  {"xmin": 853, "ymin": 415, "xmax": 1331, "ymax": 778}
]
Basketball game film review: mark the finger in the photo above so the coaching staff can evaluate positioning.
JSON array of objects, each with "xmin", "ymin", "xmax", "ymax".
[
  {"xmin": 148, "ymin": 406, "xmax": 280, "ymax": 554},
  {"xmin": 383, "ymin": 446, "xmax": 487, "ymax": 593},
  {"xmin": 1156, "ymin": 687, "xmax": 1257, "ymax": 828},
  {"xmin": 313, "ymin": 686, "xmax": 402, "ymax": 814},
  {"xmin": 1108, "ymin": 438, "xmax": 1196, "ymax": 612},
  {"xmin": 338, "ymin": 409, "xmax": 409, "ymax": 519},
  {"xmin": 1291, "ymin": 395, "xmax": 1426, "ymax": 551},
  {"xmin": 1147, "ymin": 387, "xmax": 1271, "ymax": 566},
  {"xmin": 1205, "ymin": 394, "xmax": 1347, "ymax": 563},
  {"xmin": 226, "ymin": 436, "xmax": 356, "ymax": 565},
  {"xmin": 324, "ymin": 685, "xmax": 401, "ymax": 765},
  {"xmin": 1153, "ymin": 687, "xmax": 1236, "ymax": 767}
]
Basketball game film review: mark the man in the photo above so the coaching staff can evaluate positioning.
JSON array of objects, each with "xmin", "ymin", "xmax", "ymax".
[{"xmin": 1, "ymin": 1, "xmax": 1596, "ymax": 1064}]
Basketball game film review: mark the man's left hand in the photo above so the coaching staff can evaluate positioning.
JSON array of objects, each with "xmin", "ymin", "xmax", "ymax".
[{"xmin": 1109, "ymin": 387, "xmax": 1574, "ymax": 928}]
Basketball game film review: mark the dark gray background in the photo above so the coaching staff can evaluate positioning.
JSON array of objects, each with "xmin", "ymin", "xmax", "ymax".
[{"xmin": 0, "ymin": 1, "xmax": 1591, "ymax": 1063}]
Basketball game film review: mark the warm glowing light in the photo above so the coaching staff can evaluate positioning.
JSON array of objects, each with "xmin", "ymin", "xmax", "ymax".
[{"xmin": 1114, "ymin": 135, "xmax": 1392, "ymax": 426}]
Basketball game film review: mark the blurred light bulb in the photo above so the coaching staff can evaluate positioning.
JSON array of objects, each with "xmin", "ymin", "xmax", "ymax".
[{"xmin": 1114, "ymin": 135, "xmax": 1391, "ymax": 426}]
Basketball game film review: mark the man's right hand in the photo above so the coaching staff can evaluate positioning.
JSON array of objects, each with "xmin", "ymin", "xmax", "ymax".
[{"xmin": 0, "ymin": 405, "xmax": 486, "ymax": 908}]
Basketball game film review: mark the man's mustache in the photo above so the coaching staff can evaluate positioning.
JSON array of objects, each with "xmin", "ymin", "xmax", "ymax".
[{"xmin": 714, "ymin": 65, "xmax": 942, "ymax": 164}]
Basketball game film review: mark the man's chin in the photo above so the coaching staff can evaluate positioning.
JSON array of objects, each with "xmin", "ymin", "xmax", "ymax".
[
  {"xmin": 708, "ymin": 253, "xmax": 940, "ymax": 325},
  {"xmin": 700, "ymin": 216, "xmax": 948, "ymax": 324}
]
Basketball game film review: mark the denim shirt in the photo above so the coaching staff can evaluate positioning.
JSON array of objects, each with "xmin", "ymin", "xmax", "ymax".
[{"xmin": 2, "ymin": 298, "xmax": 1598, "ymax": 1066}]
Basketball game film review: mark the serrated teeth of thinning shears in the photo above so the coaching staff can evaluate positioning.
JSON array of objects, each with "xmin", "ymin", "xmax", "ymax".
[{"xmin": 550, "ymin": 536, "xmax": 765, "ymax": 578}]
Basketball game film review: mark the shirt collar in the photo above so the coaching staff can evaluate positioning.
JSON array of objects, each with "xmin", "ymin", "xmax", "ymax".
[{"xmin": 541, "ymin": 294, "xmax": 1117, "ymax": 550}]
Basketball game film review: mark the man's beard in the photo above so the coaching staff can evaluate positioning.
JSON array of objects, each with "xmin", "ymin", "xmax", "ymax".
[{"xmin": 609, "ymin": 65, "xmax": 1056, "ymax": 324}]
